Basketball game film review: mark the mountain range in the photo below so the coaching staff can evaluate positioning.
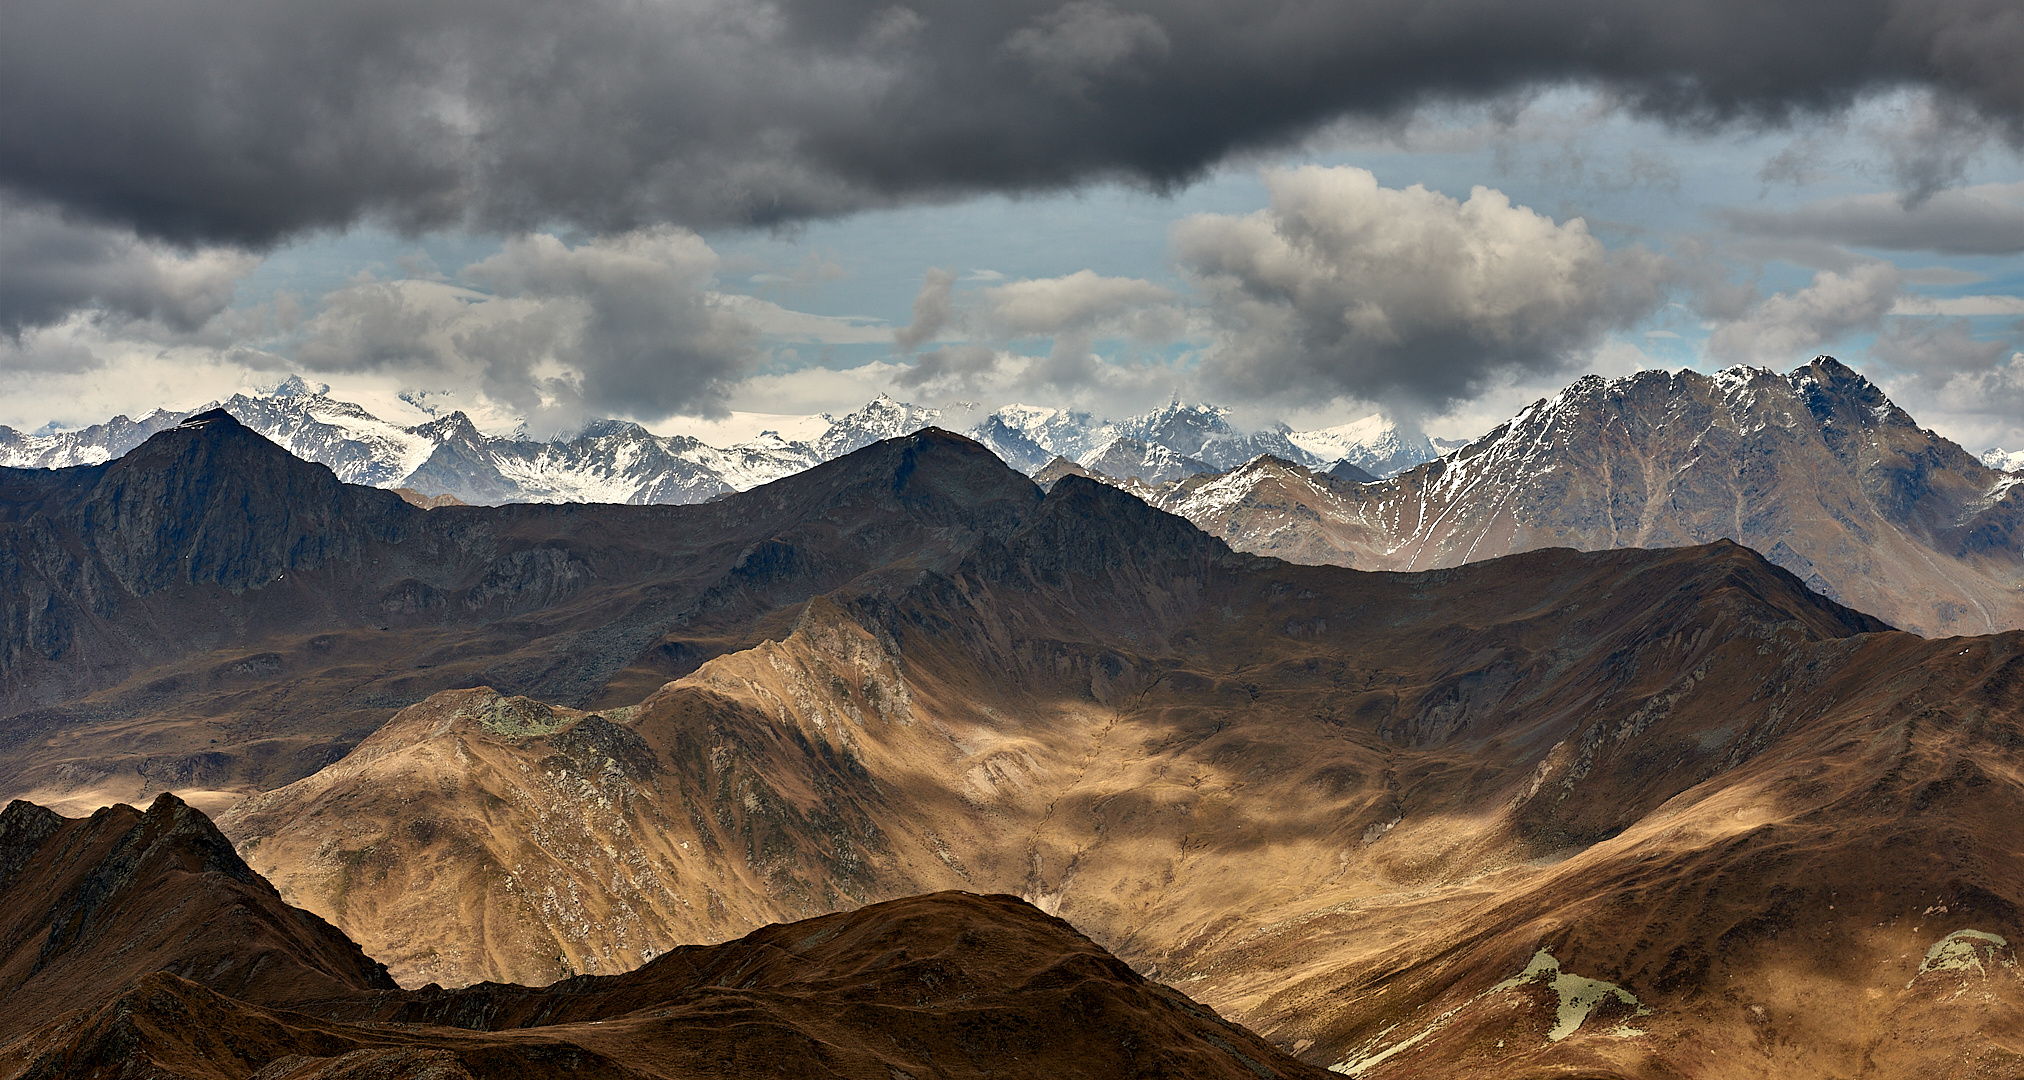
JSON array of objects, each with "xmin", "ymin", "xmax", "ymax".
[
  {"xmin": 1102, "ymin": 358, "xmax": 2023, "ymax": 637},
  {"xmin": 6, "ymin": 360, "xmax": 2019, "ymax": 641},
  {"xmin": 0, "ymin": 377, "xmax": 1442, "ymax": 506},
  {"xmin": 3, "ymin": 413, "xmax": 2023, "ymax": 1078}
]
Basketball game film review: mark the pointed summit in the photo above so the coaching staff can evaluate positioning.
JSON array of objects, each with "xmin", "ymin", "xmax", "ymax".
[
  {"xmin": 174, "ymin": 406, "xmax": 244, "ymax": 430},
  {"xmin": 267, "ymin": 374, "xmax": 329, "ymax": 398},
  {"xmin": 0, "ymin": 793, "xmax": 393, "ymax": 1041},
  {"xmin": 813, "ymin": 395, "xmax": 942, "ymax": 459}
]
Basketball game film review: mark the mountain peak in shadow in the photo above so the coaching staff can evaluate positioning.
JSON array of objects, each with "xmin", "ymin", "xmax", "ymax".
[{"xmin": 0, "ymin": 792, "xmax": 395, "ymax": 1041}]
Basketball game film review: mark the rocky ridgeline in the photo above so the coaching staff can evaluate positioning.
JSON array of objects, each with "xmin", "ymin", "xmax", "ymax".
[
  {"xmin": 1108, "ymin": 357, "xmax": 2024, "ymax": 637},
  {"xmin": 0, "ymin": 381, "xmax": 1437, "ymax": 507},
  {"xmin": 0, "ymin": 795, "xmax": 1327, "ymax": 1080}
]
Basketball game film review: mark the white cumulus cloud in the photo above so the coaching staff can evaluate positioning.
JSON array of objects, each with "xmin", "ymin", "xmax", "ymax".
[
  {"xmin": 1706, "ymin": 262, "xmax": 1903, "ymax": 365},
  {"xmin": 1174, "ymin": 165, "xmax": 1670, "ymax": 413}
]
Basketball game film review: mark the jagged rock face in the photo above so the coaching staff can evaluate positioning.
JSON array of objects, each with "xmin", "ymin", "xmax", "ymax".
[
  {"xmin": 977, "ymin": 404, "xmax": 1111, "ymax": 466},
  {"xmin": 0, "ymin": 420, "xmax": 1042, "ymax": 810},
  {"xmin": 1077, "ymin": 434, "xmax": 1216, "ymax": 485},
  {"xmin": 1109, "ymin": 401, "xmax": 1317, "ymax": 472},
  {"xmin": 0, "ymin": 792, "xmax": 394, "ymax": 1044},
  {"xmin": 0, "ymin": 410, "xmax": 187, "ymax": 469},
  {"xmin": 969, "ymin": 414, "xmax": 1057, "ymax": 473},
  {"xmin": 0, "ymin": 801, "xmax": 1330, "ymax": 1080},
  {"xmin": 214, "ymin": 389, "xmax": 436, "ymax": 487},
  {"xmin": 400, "ymin": 417, "xmax": 827, "ymax": 507},
  {"xmin": 1136, "ymin": 358, "xmax": 2024, "ymax": 637},
  {"xmin": 814, "ymin": 394, "xmax": 948, "ymax": 459}
]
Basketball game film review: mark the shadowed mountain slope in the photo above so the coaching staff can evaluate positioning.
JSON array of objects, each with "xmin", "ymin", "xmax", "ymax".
[
  {"xmin": 1139, "ymin": 358, "xmax": 2024, "ymax": 637},
  {"xmin": 213, "ymin": 474, "xmax": 2024, "ymax": 1080},
  {"xmin": 6, "ymin": 417, "xmax": 2024, "ymax": 1077},
  {"xmin": 0, "ymin": 415, "xmax": 1039, "ymax": 813},
  {"xmin": 0, "ymin": 797, "xmax": 1330, "ymax": 1080},
  {"xmin": 222, "ymin": 497, "xmax": 2024, "ymax": 1076},
  {"xmin": 0, "ymin": 792, "xmax": 393, "ymax": 1038}
]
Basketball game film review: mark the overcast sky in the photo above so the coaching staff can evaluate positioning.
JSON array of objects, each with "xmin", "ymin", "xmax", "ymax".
[{"xmin": 5, "ymin": 0, "xmax": 2024, "ymax": 452}]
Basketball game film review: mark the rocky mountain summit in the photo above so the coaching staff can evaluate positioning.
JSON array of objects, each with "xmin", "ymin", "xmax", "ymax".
[
  {"xmin": 1116, "ymin": 357, "xmax": 2024, "ymax": 636},
  {"xmin": 0, "ymin": 793, "xmax": 396, "ymax": 1030}
]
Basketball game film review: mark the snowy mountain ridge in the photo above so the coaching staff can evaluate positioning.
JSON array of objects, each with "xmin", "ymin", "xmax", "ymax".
[
  {"xmin": 1102, "ymin": 358, "xmax": 2024, "ymax": 638},
  {"xmin": 0, "ymin": 381, "xmax": 1442, "ymax": 505}
]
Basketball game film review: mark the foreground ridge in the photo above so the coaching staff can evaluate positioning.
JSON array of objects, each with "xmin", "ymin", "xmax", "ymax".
[{"xmin": 0, "ymin": 796, "xmax": 1330, "ymax": 1080}]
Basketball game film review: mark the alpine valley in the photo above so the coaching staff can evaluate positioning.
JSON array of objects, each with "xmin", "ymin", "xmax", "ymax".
[{"xmin": 0, "ymin": 359, "xmax": 2021, "ymax": 1079}]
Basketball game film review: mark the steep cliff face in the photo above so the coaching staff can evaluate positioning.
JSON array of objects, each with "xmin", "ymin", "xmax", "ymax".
[{"xmin": 1139, "ymin": 358, "xmax": 2024, "ymax": 636}]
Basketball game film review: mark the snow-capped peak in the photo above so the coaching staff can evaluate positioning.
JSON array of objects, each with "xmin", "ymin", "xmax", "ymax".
[
  {"xmin": 1984, "ymin": 447, "xmax": 2024, "ymax": 473},
  {"xmin": 267, "ymin": 374, "xmax": 330, "ymax": 398},
  {"xmin": 732, "ymin": 430, "xmax": 801, "ymax": 452},
  {"xmin": 1117, "ymin": 399, "xmax": 1233, "ymax": 445},
  {"xmin": 577, "ymin": 418, "xmax": 652, "ymax": 441},
  {"xmin": 1285, "ymin": 414, "xmax": 1439, "ymax": 478},
  {"xmin": 813, "ymin": 396, "xmax": 943, "ymax": 458}
]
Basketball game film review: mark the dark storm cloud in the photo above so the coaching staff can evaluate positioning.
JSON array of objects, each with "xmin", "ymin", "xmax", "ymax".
[
  {"xmin": 294, "ymin": 228, "xmax": 760, "ymax": 430},
  {"xmin": 0, "ymin": 200, "xmax": 255, "ymax": 335},
  {"xmin": 5, "ymin": 0, "xmax": 2024, "ymax": 246}
]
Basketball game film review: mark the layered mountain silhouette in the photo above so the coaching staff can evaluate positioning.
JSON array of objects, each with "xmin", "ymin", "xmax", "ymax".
[
  {"xmin": 9, "ymin": 358, "xmax": 2017, "ymax": 640},
  {"xmin": 0, "ymin": 795, "xmax": 1323, "ymax": 1080},
  {"xmin": 2, "ymin": 404, "xmax": 2023, "ymax": 1078},
  {"xmin": 0, "ymin": 411, "xmax": 1036, "ymax": 811},
  {"xmin": 1129, "ymin": 358, "xmax": 2024, "ymax": 636}
]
